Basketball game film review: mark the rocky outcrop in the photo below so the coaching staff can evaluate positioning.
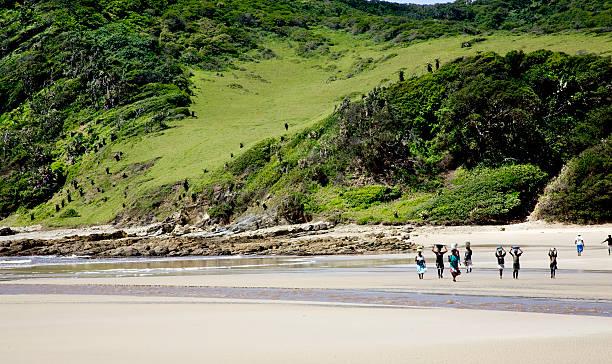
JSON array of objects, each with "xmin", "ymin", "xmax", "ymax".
[
  {"xmin": 0, "ymin": 227, "xmax": 16, "ymax": 236},
  {"xmin": 0, "ymin": 223, "xmax": 414, "ymax": 257},
  {"xmin": 66, "ymin": 230, "xmax": 128, "ymax": 242}
]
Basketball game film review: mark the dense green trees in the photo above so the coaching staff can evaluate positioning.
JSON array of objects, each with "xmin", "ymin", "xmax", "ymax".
[
  {"xmin": 0, "ymin": 1, "xmax": 190, "ymax": 217},
  {"xmin": 381, "ymin": 50, "xmax": 611, "ymax": 176}
]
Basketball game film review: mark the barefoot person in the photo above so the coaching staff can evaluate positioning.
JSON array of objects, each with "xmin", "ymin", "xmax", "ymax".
[
  {"xmin": 575, "ymin": 234, "xmax": 585, "ymax": 256},
  {"xmin": 415, "ymin": 248, "xmax": 427, "ymax": 280},
  {"xmin": 495, "ymin": 246, "xmax": 506, "ymax": 279},
  {"xmin": 448, "ymin": 243, "xmax": 461, "ymax": 282},
  {"xmin": 509, "ymin": 246, "xmax": 523, "ymax": 279},
  {"xmin": 548, "ymin": 248, "xmax": 558, "ymax": 279},
  {"xmin": 432, "ymin": 244, "xmax": 448, "ymax": 279},
  {"xmin": 601, "ymin": 235, "xmax": 612, "ymax": 256},
  {"xmin": 464, "ymin": 241, "xmax": 473, "ymax": 273}
]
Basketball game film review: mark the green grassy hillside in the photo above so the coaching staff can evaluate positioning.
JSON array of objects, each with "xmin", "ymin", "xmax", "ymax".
[
  {"xmin": 4, "ymin": 31, "xmax": 609, "ymax": 227},
  {"xmin": 188, "ymin": 48, "xmax": 611, "ymax": 227},
  {"xmin": 1, "ymin": 0, "xmax": 611, "ymax": 227}
]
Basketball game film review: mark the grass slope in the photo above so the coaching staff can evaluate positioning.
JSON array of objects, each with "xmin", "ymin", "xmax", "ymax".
[{"xmin": 5, "ymin": 31, "xmax": 612, "ymax": 226}]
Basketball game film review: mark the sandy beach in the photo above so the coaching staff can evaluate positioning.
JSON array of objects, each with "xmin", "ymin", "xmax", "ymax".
[
  {"xmin": 1, "ymin": 295, "xmax": 611, "ymax": 364},
  {"xmin": 1, "ymin": 222, "xmax": 611, "ymax": 363}
]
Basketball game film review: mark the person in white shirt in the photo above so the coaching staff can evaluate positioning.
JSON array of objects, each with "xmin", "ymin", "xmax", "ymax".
[{"xmin": 575, "ymin": 234, "xmax": 585, "ymax": 256}]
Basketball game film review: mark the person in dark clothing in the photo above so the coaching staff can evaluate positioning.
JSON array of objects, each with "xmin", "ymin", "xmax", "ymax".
[
  {"xmin": 464, "ymin": 241, "xmax": 473, "ymax": 273},
  {"xmin": 509, "ymin": 246, "xmax": 523, "ymax": 279},
  {"xmin": 548, "ymin": 248, "xmax": 558, "ymax": 278},
  {"xmin": 495, "ymin": 246, "xmax": 506, "ymax": 279},
  {"xmin": 432, "ymin": 244, "xmax": 448, "ymax": 279},
  {"xmin": 601, "ymin": 235, "xmax": 612, "ymax": 256}
]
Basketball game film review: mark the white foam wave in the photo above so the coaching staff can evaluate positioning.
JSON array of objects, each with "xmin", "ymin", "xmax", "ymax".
[{"xmin": 0, "ymin": 259, "xmax": 32, "ymax": 265}]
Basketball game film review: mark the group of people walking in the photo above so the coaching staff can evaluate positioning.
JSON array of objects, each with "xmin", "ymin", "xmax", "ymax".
[
  {"xmin": 416, "ymin": 243, "xmax": 468, "ymax": 282},
  {"xmin": 414, "ymin": 234, "xmax": 611, "ymax": 281}
]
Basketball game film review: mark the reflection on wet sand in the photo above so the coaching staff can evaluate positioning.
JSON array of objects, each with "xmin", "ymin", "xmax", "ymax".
[{"xmin": 1, "ymin": 283, "xmax": 610, "ymax": 317}]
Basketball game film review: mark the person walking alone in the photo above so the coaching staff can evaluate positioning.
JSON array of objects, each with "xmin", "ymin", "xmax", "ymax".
[{"xmin": 575, "ymin": 234, "xmax": 585, "ymax": 256}]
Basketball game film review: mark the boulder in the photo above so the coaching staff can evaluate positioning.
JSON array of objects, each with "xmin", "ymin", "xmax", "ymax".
[
  {"xmin": 85, "ymin": 230, "xmax": 127, "ymax": 241},
  {"xmin": 152, "ymin": 245, "xmax": 169, "ymax": 256},
  {"xmin": 0, "ymin": 227, "xmax": 16, "ymax": 236}
]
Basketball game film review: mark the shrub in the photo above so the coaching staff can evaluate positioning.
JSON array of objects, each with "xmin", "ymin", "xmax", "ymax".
[
  {"xmin": 533, "ymin": 138, "xmax": 612, "ymax": 224},
  {"xmin": 279, "ymin": 191, "xmax": 310, "ymax": 224},
  {"xmin": 229, "ymin": 138, "xmax": 276, "ymax": 176},
  {"xmin": 423, "ymin": 164, "xmax": 548, "ymax": 224},
  {"xmin": 59, "ymin": 208, "xmax": 80, "ymax": 218},
  {"xmin": 208, "ymin": 203, "xmax": 234, "ymax": 223},
  {"xmin": 342, "ymin": 185, "xmax": 401, "ymax": 210}
]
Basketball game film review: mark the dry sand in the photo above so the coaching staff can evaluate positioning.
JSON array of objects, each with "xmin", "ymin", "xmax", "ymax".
[{"xmin": 0, "ymin": 295, "xmax": 610, "ymax": 364}]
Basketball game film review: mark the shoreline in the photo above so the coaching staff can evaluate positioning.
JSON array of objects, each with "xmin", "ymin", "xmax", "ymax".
[
  {"xmin": 2, "ymin": 222, "xmax": 611, "ymax": 364},
  {"xmin": 1, "ymin": 220, "xmax": 610, "ymax": 257}
]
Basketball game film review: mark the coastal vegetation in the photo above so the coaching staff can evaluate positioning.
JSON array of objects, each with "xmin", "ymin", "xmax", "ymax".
[
  {"xmin": 199, "ymin": 50, "xmax": 611, "ymax": 225},
  {"xmin": 0, "ymin": 0, "xmax": 610, "ymax": 226}
]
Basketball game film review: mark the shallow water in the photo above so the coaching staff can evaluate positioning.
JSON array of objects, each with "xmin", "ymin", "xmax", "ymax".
[
  {"xmin": 0, "ymin": 254, "xmax": 411, "ymax": 280},
  {"xmin": 2, "ymin": 254, "xmax": 611, "ymax": 317}
]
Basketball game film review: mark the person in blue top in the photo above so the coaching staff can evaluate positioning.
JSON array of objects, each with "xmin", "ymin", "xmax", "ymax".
[{"xmin": 448, "ymin": 243, "xmax": 461, "ymax": 282}]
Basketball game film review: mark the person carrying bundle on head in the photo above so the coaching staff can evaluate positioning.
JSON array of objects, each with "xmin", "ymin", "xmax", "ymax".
[
  {"xmin": 495, "ymin": 246, "xmax": 506, "ymax": 279},
  {"xmin": 548, "ymin": 248, "xmax": 558, "ymax": 279},
  {"xmin": 415, "ymin": 247, "xmax": 427, "ymax": 280},
  {"xmin": 448, "ymin": 243, "xmax": 461, "ymax": 282},
  {"xmin": 432, "ymin": 244, "xmax": 448, "ymax": 279},
  {"xmin": 509, "ymin": 246, "xmax": 523, "ymax": 279},
  {"xmin": 463, "ymin": 241, "xmax": 473, "ymax": 273}
]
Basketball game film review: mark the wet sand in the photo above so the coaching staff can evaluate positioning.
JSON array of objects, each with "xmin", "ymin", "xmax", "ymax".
[
  {"xmin": 8, "ymin": 244, "xmax": 611, "ymax": 301},
  {"xmin": 2, "ymin": 283, "xmax": 611, "ymax": 316}
]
